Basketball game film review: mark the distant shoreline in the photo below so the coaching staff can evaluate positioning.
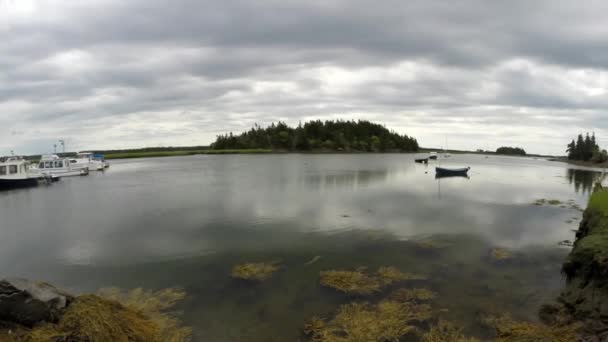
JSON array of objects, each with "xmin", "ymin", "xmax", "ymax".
[
  {"xmin": 548, "ymin": 157, "xmax": 608, "ymax": 169},
  {"xmin": 104, "ymin": 149, "xmax": 427, "ymax": 159}
]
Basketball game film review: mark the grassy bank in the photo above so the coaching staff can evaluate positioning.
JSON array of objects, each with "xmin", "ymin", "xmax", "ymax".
[{"xmin": 105, "ymin": 149, "xmax": 273, "ymax": 159}]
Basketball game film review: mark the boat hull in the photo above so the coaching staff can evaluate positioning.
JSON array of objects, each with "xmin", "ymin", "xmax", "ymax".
[{"xmin": 435, "ymin": 167, "xmax": 470, "ymax": 176}]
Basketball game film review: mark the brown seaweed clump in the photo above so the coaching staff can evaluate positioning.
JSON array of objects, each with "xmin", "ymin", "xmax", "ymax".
[
  {"xmin": 413, "ymin": 238, "xmax": 453, "ymax": 250},
  {"xmin": 304, "ymin": 300, "xmax": 432, "ymax": 342},
  {"xmin": 422, "ymin": 320, "xmax": 479, "ymax": 342},
  {"xmin": 377, "ymin": 266, "xmax": 427, "ymax": 285},
  {"xmin": 320, "ymin": 267, "xmax": 427, "ymax": 295},
  {"xmin": 231, "ymin": 262, "xmax": 280, "ymax": 281},
  {"xmin": 390, "ymin": 288, "xmax": 436, "ymax": 303},
  {"xmin": 489, "ymin": 247, "xmax": 513, "ymax": 262},
  {"xmin": 319, "ymin": 269, "xmax": 381, "ymax": 295},
  {"xmin": 24, "ymin": 295, "xmax": 163, "ymax": 342},
  {"xmin": 484, "ymin": 315, "xmax": 580, "ymax": 342},
  {"xmin": 97, "ymin": 287, "xmax": 192, "ymax": 342},
  {"xmin": 1, "ymin": 287, "xmax": 192, "ymax": 342}
]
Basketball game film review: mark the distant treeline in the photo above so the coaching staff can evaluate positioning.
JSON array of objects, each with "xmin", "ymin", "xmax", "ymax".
[
  {"xmin": 495, "ymin": 146, "xmax": 526, "ymax": 156},
  {"xmin": 91, "ymin": 146, "xmax": 210, "ymax": 155},
  {"xmin": 211, "ymin": 120, "xmax": 419, "ymax": 152},
  {"xmin": 567, "ymin": 133, "xmax": 607, "ymax": 163}
]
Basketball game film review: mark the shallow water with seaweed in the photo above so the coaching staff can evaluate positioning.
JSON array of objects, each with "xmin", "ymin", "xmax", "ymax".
[{"xmin": 0, "ymin": 154, "xmax": 603, "ymax": 340}]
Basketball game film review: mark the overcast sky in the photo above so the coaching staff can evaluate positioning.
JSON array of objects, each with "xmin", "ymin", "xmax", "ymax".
[{"xmin": 2, "ymin": 0, "xmax": 608, "ymax": 155}]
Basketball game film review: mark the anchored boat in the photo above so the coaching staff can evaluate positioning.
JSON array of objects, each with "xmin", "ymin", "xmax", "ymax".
[
  {"xmin": 69, "ymin": 152, "xmax": 107, "ymax": 171},
  {"xmin": 0, "ymin": 156, "xmax": 46, "ymax": 189},
  {"xmin": 31, "ymin": 155, "xmax": 89, "ymax": 177},
  {"xmin": 435, "ymin": 166, "xmax": 470, "ymax": 177}
]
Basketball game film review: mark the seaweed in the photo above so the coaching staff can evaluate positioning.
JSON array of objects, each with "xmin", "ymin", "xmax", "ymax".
[
  {"xmin": 25, "ymin": 295, "xmax": 162, "ymax": 342},
  {"xmin": 0, "ymin": 287, "xmax": 192, "ymax": 342},
  {"xmin": 231, "ymin": 262, "xmax": 280, "ymax": 281},
  {"xmin": 319, "ymin": 269, "xmax": 381, "ymax": 295},
  {"xmin": 489, "ymin": 248, "xmax": 513, "ymax": 262},
  {"xmin": 484, "ymin": 314, "xmax": 580, "ymax": 342},
  {"xmin": 97, "ymin": 287, "xmax": 192, "ymax": 342},
  {"xmin": 377, "ymin": 266, "xmax": 427, "ymax": 285},
  {"xmin": 320, "ymin": 267, "xmax": 426, "ymax": 295},
  {"xmin": 413, "ymin": 238, "xmax": 453, "ymax": 250},
  {"xmin": 304, "ymin": 300, "xmax": 432, "ymax": 342},
  {"xmin": 422, "ymin": 320, "xmax": 479, "ymax": 342},
  {"xmin": 390, "ymin": 288, "xmax": 436, "ymax": 303}
]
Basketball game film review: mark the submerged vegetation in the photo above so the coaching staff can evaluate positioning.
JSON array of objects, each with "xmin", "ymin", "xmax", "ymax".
[
  {"xmin": 231, "ymin": 262, "xmax": 280, "ymax": 281},
  {"xmin": 484, "ymin": 315, "xmax": 580, "ymax": 342},
  {"xmin": 422, "ymin": 320, "xmax": 479, "ymax": 342},
  {"xmin": 212, "ymin": 120, "xmax": 419, "ymax": 152},
  {"xmin": 320, "ymin": 267, "xmax": 426, "ymax": 295},
  {"xmin": 304, "ymin": 300, "xmax": 432, "ymax": 342},
  {"xmin": 2, "ymin": 287, "xmax": 191, "ymax": 342},
  {"xmin": 489, "ymin": 247, "xmax": 513, "ymax": 262}
]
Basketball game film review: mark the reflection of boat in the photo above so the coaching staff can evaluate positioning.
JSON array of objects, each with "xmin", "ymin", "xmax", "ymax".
[
  {"xmin": 429, "ymin": 152, "xmax": 438, "ymax": 160},
  {"xmin": 415, "ymin": 158, "xmax": 428, "ymax": 164},
  {"xmin": 436, "ymin": 167, "xmax": 470, "ymax": 177},
  {"xmin": 435, "ymin": 172, "xmax": 469, "ymax": 179}
]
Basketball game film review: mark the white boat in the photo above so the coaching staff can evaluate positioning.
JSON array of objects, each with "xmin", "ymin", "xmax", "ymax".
[
  {"xmin": 429, "ymin": 152, "xmax": 438, "ymax": 160},
  {"xmin": 69, "ymin": 152, "xmax": 107, "ymax": 171},
  {"xmin": 31, "ymin": 155, "xmax": 89, "ymax": 177},
  {"xmin": 0, "ymin": 156, "xmax": 45, "ymax": 188}
]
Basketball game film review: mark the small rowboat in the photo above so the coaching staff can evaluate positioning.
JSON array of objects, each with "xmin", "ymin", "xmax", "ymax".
[
  {"xmin": 414, "ymin": 158, "xmax": 428, "ymax": 164},
  {"xmin": 435, "ymin": 167, "xmax": 470, "ymax": 176}
]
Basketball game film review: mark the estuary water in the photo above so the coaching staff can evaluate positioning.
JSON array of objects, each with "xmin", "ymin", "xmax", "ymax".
[{"xmin": 0, "ymin": 153, "xmax": 605, "ymax": 341}]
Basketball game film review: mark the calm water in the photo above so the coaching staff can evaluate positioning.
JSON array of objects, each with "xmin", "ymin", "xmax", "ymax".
[{"xmin": 0, "ymin": 154, "xmax": 605, "ymax": 341}]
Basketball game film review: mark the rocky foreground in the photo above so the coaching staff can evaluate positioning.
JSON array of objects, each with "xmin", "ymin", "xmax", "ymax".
[
  {"xmin": 0, "ymin": 280, "xmax": 191, "ymax": 342},
  {"xmin": 542, "ymin": 185, "xmax": 608, "ymax": 341}
]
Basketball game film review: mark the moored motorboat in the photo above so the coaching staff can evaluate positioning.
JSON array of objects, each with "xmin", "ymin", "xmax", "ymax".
[
  {"xmin": 415, "ymin": 158, "xmax": 428, "ymax": 163},
  {"xmin": 0, "ymin": 156, "xmax": 45, "ymax": 189},
  {"xmin": 30, "ymin": 155, "xmax": 89, "ymax": 178},
  {"xmin": 435, "ymin": 166, "xmax": 470, "ymax": 176},
  {"xmin": 429, "ymin": 152, "xmax": 438, "ymax": 160},
  {"xmin": 69, "ymin": 152, "xmax": 106, "ymax": 171}
]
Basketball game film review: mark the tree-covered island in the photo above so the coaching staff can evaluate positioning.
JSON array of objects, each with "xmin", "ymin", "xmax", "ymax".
[
  {"xmin": 495, "ymin": 147, "xmax": 526, "ymax": 156},
  {"xmin": 211, "ymin": 120, "xmax": 419, "ymax": 152}
]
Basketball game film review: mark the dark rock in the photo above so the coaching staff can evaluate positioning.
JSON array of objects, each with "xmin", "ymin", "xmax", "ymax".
[{"xmin": 0, "ymin": 279, "xmax": 74, "ymax": 327}]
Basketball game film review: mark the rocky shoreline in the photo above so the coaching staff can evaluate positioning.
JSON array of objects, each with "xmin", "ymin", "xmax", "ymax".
[{"xmin": 543, "ymin": 185, "xmax": 608, "ymax": 341}]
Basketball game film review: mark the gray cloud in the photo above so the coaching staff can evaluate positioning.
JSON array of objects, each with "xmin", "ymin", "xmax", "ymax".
[{"xmin": 1, "ymin": 0, "xmax": 608, "ymax": 155}]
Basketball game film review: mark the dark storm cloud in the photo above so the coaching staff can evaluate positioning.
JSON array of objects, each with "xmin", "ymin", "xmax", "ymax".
[{"xmin": 1, "ymin": 0, "xmax": 608, "ymax": 154}]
